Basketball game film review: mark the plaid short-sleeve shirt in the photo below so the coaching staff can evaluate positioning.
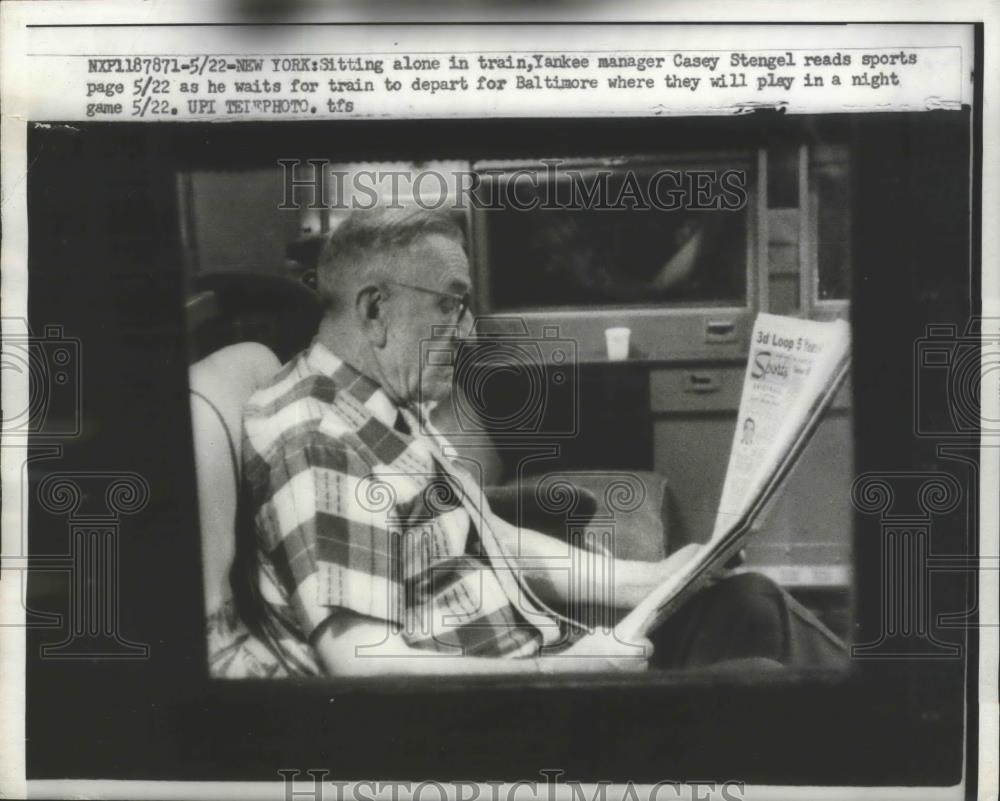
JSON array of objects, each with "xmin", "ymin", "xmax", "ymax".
[{"xmin": 239, "ymin": 341, "xmax": 562, "ymax": 676}]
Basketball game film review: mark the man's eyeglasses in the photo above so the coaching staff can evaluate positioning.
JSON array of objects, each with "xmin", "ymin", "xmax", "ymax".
[{"xmin": 385, "ymin": 279, "xmax": 471, "ymax": 324}]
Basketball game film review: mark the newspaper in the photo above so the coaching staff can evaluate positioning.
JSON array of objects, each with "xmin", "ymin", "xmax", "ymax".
[
  {"xmin": 617, "ymin": 313, "xmax": 851, "ymax": 641},
  {"xmin": 712, "ymin": 314, "xmax": 852, "ymax": 541}
]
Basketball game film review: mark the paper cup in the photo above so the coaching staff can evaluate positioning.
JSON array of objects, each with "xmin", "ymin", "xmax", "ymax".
[{"xmin": 605, "ymin": 327, "xmax": 631, "ymax": 361}]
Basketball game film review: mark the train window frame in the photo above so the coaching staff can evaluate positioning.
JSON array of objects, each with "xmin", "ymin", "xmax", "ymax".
[
  {"xmin": 469, "ymin": 150, "xmax": 763, "ymax": 364},
  {"xmin": 803, "ymin": 144, "xmax": 852, "ymax": 322}
]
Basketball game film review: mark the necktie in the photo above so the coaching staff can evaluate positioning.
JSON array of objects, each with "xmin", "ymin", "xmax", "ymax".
[{"xmin": 393, "ymin": 410, "xmax": 412, "ymax": 436}]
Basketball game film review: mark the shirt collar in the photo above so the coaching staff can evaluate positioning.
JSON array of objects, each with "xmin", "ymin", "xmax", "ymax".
[{"xmin": 304, "ymin": 340, "xmax": 398, "ymax": 429}]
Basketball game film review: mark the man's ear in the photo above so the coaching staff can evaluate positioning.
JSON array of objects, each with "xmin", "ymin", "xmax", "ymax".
[{"xmin": 356, "ymin": 284, "xmax": 388, "ymax": 348}]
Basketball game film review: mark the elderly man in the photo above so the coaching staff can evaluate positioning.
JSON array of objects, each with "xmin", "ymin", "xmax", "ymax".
[{"xmin": 233, "ymin": 207, "xmax": 845, "ymax": 677}]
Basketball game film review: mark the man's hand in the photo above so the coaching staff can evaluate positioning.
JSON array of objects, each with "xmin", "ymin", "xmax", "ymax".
[
  {"xmin": 651, "ymin": 542, "xmax": 705, "ymax": 585},
  {"xmin": 597, "ymin": 542, "xmax": 706, "ymax": 612},
  {"xmin": 539, "ymin": 631, "xmax": 653, "ymax": 674}
]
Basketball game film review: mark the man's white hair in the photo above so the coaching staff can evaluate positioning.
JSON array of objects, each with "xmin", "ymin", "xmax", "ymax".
[{"xmin": 316, "ymin": 206, "xmax": 466, "ymax": 313}]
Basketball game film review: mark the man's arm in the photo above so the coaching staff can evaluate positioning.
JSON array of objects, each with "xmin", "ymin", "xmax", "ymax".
[
  {"xmin": 489, "ymin": 515, "xmax": 702, "ymax": 611},
  {"xmin": 312, "ymin": 609, "xmax": 650, "ymax": 677}
]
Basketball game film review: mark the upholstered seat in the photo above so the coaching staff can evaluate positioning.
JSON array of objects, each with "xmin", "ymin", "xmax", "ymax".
[{"xmin": 189, "ymin": 343, "xmax": 281, "ymax": 633}]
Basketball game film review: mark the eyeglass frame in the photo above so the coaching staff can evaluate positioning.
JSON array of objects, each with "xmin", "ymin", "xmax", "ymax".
[{"xmin": 383, "ymin": 279, "xmax": 472, "ymax": 324}]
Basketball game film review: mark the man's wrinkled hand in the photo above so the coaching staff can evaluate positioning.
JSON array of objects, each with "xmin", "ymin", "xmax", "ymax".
[{"xmin": 540, "ymin": 632, "xmax": 653, "ymax": 674}]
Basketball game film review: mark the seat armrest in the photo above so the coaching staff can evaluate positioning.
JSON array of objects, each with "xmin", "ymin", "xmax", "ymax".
[{"xmin": 485, "ymin": 481, "xmax": 599, "ymax": 539}]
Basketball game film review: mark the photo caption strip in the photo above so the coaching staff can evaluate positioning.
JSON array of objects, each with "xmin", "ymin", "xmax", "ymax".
[{"xmin": 26, "ymin": 24, "xmax": 972, "ymax": 121}]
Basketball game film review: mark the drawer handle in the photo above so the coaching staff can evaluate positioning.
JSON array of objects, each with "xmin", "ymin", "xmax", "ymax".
[
  {"xmin": 685, "ymin": 372, "xmax": 721, "ymax": 393},
  {"xmin": 705, "ymin": 319, "xmax": 736, "ymax": 341}
]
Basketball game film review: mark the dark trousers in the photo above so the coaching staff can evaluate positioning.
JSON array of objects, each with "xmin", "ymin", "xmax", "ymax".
[{"xmin": 648, "ymin": 572, "xmax": 849, "ymax": 671}]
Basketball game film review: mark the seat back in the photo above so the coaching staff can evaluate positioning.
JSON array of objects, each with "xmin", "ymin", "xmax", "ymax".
[{"xmin": 189, "ymin": 343, "xmax": 281, "ymax": 619}]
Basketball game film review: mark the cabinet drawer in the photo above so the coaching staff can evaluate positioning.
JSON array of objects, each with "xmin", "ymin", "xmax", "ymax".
[
  {"xmin": 651, "ymin": 366, "xmax": 853, "ymax": 414},
  {"xmin": 650, "ymin": 366, "xmax": 745, "ymax": 413}
]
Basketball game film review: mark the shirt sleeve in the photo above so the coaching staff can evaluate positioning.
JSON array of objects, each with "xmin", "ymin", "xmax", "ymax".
[{"xmin": 255, "ymin": 429, "xmax": 404, "ymax": 638}]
